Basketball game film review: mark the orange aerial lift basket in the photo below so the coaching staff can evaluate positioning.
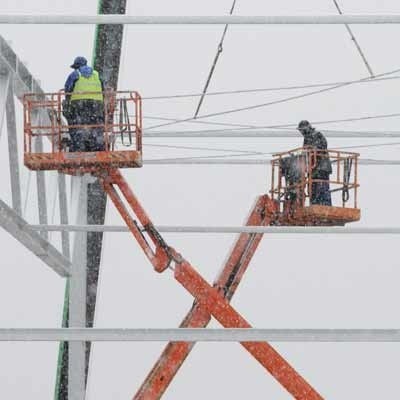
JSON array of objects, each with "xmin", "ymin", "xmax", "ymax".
[
  {"xmin": 271, "ymin": 147, "xmax": 361, "ymax": 226},
  {"xmin": 23, "ymin": 90, "xmax": 142, "ymax": 173}
]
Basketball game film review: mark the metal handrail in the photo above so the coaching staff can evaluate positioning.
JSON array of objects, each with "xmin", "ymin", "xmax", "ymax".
[
  {"xmin": 23, "ymin": 90, "xmax": 142, "ymax": 155},
  {"xmin": 270, "ymin": 147, "xmax": 359, "ymax": 210}
]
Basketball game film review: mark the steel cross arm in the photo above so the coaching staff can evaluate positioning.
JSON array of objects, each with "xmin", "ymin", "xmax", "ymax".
[
  {"xmin": 99, "ymin": 174, "xmax": 321, "ymax": 399},
  {"xmin": 174, "ymin": 260, "xmax": 323, "ymax": 400},
  {"xmin": 2, "ymin": 15, "xmax": 400, "ymax": 25},
  {"xmin": 134, "ymin": 195, "xmax": 275, "ymax": 399},
  {"xmin": 99, "ymin": 169, "xmax": 172, "ymax": 272},
  {"xmin": 0, "ymin": 199, "xmax": 70, "ymax": 277}
]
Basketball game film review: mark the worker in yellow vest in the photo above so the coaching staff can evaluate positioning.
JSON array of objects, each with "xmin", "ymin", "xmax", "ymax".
[{"xmin": 63, "ymin": 56, "xmax": 105, "ymax": 152}]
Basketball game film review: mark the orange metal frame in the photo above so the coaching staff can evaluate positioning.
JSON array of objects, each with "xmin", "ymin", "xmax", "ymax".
[
  {"xmin": 97, "ymin": 170, "xmax": 323, "ymax": 400},
  {"xmin": 271, "ymin": 147, "xmax": 359, "ymax": 211},
  {"xmin": 23, "ymin": 90, "xmax": 142, "ymax": 172},
  {"xmin": 270, "ymin": 147, "xmax": 360, "ymax": 226},
  {"xmin": 22, "ymin": 91, "xmax": 343, "ymax": 399},
  {"xmin": 134, "ymin": 195, "xmax": 274, "ymax": 399}
]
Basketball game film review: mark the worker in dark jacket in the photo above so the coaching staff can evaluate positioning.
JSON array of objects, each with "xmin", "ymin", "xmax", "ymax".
[
  {"xmin": 297, "ymin": 120, "xmax": 332, "ymax": 206},
  {"xmin": 63, "ymin": 56, "xmax": 105, "ymax": 152}
]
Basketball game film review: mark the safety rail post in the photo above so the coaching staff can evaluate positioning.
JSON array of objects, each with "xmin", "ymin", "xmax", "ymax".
[
  {"xmin": 23, "ymin": 95, "xmax": 28, "ymax": 155},
  {"xmin": 277, "ymin": 155, "xmax": 282, "ymax": 209},
  {"xmin": 342, "ymin": 154, "xmax": 345, "ymax": 208},
  {"xmin": 270, "ymin": 158, "xmax": 275, "ymax": 202},
  {"xmin": 354, "ymin": 155, "xmax": 358, "ymax": 209},
  {"xmin": 137, "ymin": 92, "xmax": 142, "ymax": 153},
  {"xmin": 56, "ymin": 92, "xmax": 61, "ymax": 153},
  {"xmin": 103, "ymin": 90, "xmax": 111, "ymax": 150}
]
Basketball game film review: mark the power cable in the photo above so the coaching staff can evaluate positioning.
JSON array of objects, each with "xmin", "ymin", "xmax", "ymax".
[
  {"xmin": 143, "ymin": 140, "xmax": 400, "ymax": 160},
  {"xmin": 333, "ymin": 141, "xmax": 400, "ymax": 150},
  {"xmin": 144, "ymin": 67, "xmax": 400, "ymax": 130},
  {"xmin": 143, "ymin": 130, "xmax": 400, "ymax": 138},
  {"xmin": 142, "ymin": 75, "xmax": 400, "ymax": 100},
  {"xmin": 143, "ymin": 115, "xmax": 256, "ymax": 129},
  {"xmin": 143, "ymin": 113, "xmax": 400, "ymax": 135},
  {"xmin": 142, "ymin": 157, "xmax": 400, "ymax": 165},
  {"xmin": 332, "ymin": 0, "xmax": 374, "ymax": 77},
  {"xmin": 144, "ymin": 143, "xmax": 263, "ymax": 155},
  {"xmin": 194, "ymin": 0, "xmax": 237, "ymax": 118},
  {"xmin": 264, "ymin": 112, "xmax": 400, "ymax": 129}
]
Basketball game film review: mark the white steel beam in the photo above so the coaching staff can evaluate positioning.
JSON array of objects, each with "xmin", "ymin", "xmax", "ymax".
[
  {"xmin": 6, "ymin": 81, "xmax": 22, "ymax": 215},
  {"xmin": 0, "ymin": 199, "xmax": 70, "ymax": 276},
  {"xmin": 58, "ymin": 173, "xmax": 70, "ymax": 259},
  {"xmin": 27, "ymin": 225, "xmax": 400, "ymax": 234},
  {"xmin": 0, "ymin": 36, "xmax": 42, "ymax": 100},
  {"xmin": 0, "ymin": 328, "xmax": 400, "ymax": 342},
  {"xmin": 32, "ymin": 110, "xmax": 48, "ymax": 240},
  {"xmin": 2, "ymin": 15, "xmax": 400, "ymax": 25},
  {"xmin": 68, "ymin": 176, "xmax": 88, "ymax": 400},
  {"xmin": 0, "ymin": 72, "xmax": 10, "ymax": 140}
]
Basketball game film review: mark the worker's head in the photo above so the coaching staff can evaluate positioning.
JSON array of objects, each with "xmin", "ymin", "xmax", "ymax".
[
  {"xmin": 70, "ymin": 56, "xmax": 87, "ymax": 69},
  {"xmin": 297, "ymin": 120, "xmax": 312, "ymax": 136}
]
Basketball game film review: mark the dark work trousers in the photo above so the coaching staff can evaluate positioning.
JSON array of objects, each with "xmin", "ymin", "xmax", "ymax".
[
  {"xmin": 69, "ymin": 100, "xmax": 105, "ymax": 152},
  {"xmin": 311, "ymin": 172, "xmax": 332, "ymax": 206}
]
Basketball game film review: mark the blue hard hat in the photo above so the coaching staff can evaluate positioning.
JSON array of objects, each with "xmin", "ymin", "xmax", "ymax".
[{"xmin": 70, "ymin": 56, "xmax": 87, "ymax": 69}]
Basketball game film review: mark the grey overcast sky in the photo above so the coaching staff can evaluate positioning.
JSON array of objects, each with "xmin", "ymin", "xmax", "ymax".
[{"xmin": 1, "ymin": 1, "xmax": 400, "ymax": 399}]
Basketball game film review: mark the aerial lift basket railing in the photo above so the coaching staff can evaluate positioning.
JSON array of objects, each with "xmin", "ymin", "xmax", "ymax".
[
  {"xmin": 271, "ymin": 147, "xmax": 360, "ymax": 225},
  {"xmin": 23, "ymin": 90, "xmax": 142, "ymax": 172}
]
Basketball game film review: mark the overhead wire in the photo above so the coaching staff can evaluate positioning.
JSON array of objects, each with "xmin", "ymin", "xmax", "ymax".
[
  {"xmin": 264, "ymin": 112, "xmax": 400, "ymax": 129},
  {"xmin": 142, "ymin": 75, "xmax": 400, "ymax": 100},
  {"xmin": 143, "ymin": 129, "xmax": 400, "ymax": 138},
  {"xmin": 144, "ymin": 67, "xmax": 400, "ymax": 131},
  {"xmin": 144, "ymin": 140, "xmax": 400, "ymax": 159},
  {"xmin": 332, "ymin": 141, "xmax": 400, "ymax": 150},
  {"xmin": 142, "ymin": 158, "xmax": 400, "ymax": 165},
  {"xmin": 143, "ymin": 115, "xmax": 256, "ymax": 129},
  {"xmin": 120, "ymin": 8, "xmax": 398, "ymax": 171},
  {"xmin": 193, "ymin": 0, "xmax": 237, "ymax": 118},
  {"xmin": 144, "ymin": 142, "xmax": 264, "ymax": 155},
  {"xmin": 332, "ymin": 0, "xmax": 374, "ymax": 77},
  {"xmin": 141, "ymin": 113, "xmax": 400, "ymax": 136}
]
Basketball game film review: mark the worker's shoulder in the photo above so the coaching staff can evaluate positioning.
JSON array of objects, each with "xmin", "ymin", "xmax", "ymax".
[
  {"xmin": 67, "ymin": 70, "xmax": 79, "ymax": 80},
  {"xmin": 312, "ymin": 129, "xmax": 325, "ymax": 137},
  {"xmin": 312, "ymin": 129, "xmax": 327, "ymax": 142}
]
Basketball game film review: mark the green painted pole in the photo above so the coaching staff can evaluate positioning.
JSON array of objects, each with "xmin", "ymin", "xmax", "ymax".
[{"xmin": 54, "ymin": 1, "xmax": 127, "ymax": 398}]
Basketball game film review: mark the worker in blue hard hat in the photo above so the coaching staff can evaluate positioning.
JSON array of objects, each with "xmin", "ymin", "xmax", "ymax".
[
  {"xmin": 63, "ymin": 56, "xmax": 105, "ymax": 152},
  {"xmin": 297, "ymin": 120, "xmax": 332, "ymax": 206}
]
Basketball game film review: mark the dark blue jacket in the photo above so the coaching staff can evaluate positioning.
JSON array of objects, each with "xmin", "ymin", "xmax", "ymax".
[{"xmin": 303, "ymin": 129, "xmax": 332, "ymax": 179}]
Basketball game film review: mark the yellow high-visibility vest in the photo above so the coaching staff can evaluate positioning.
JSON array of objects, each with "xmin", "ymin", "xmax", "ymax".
[{"xmin": 70, "ymin": 70, "xmax": 103, "ymax": 102}]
